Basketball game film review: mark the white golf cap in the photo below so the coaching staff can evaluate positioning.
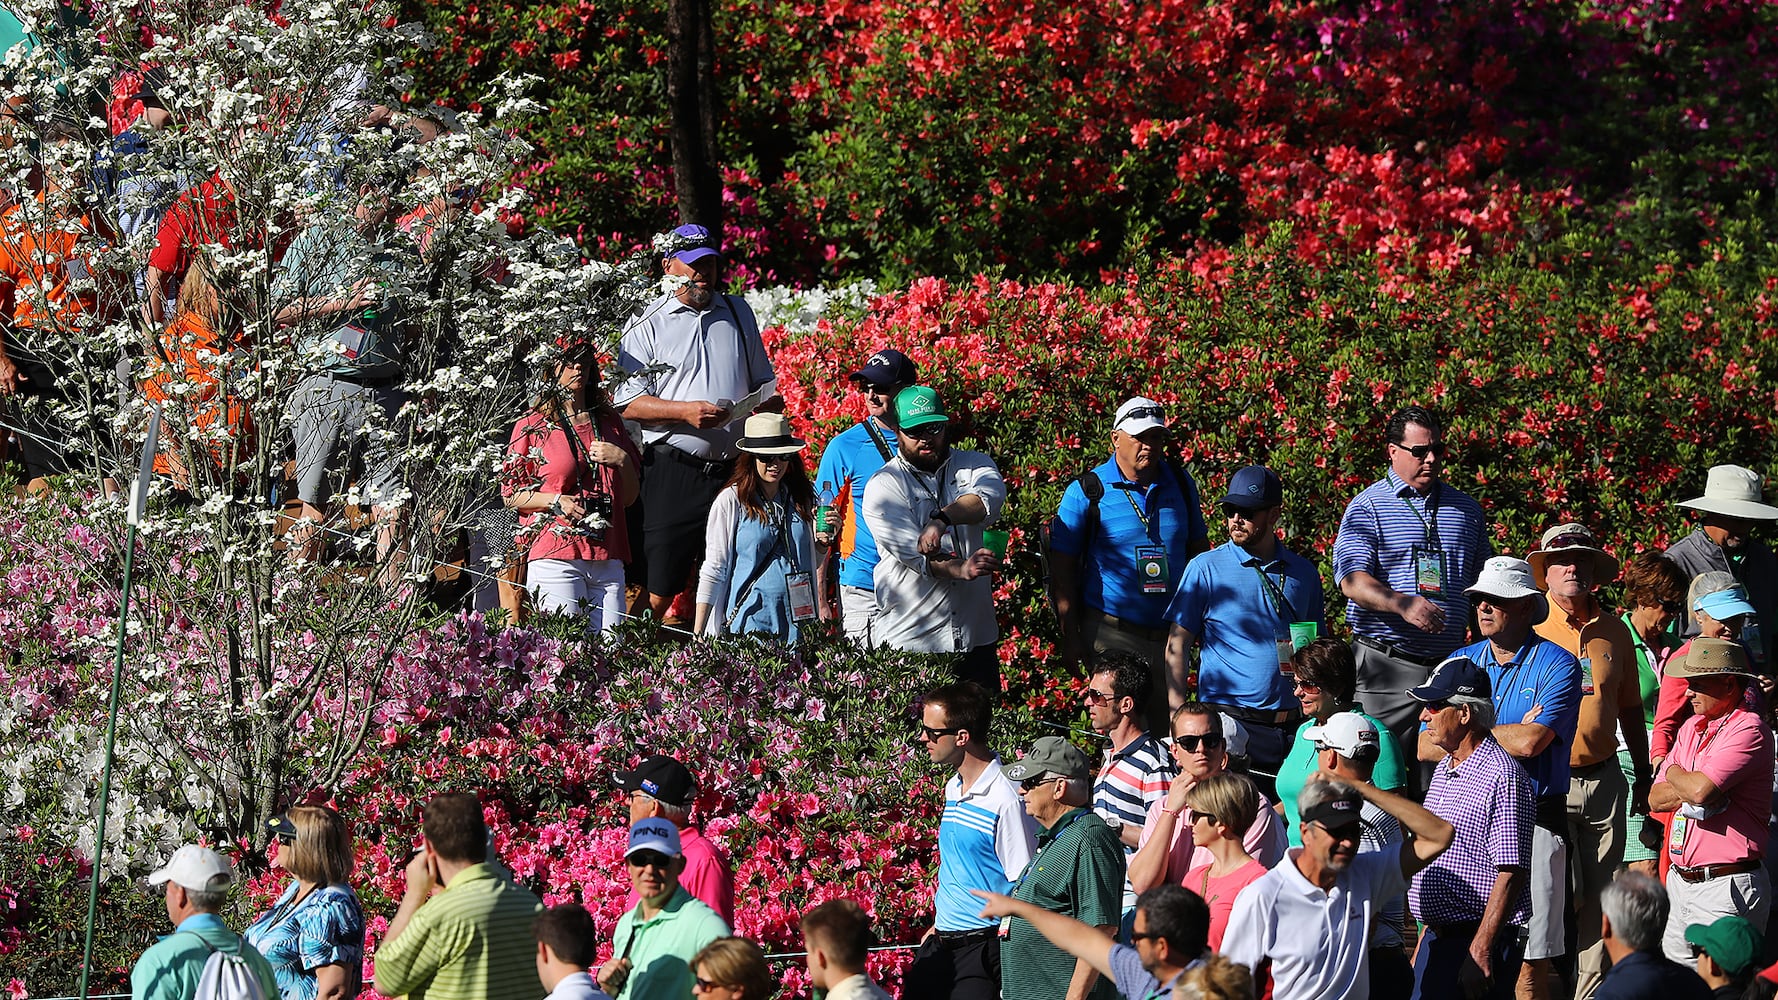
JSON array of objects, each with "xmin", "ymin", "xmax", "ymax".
[{"xmin": 147, "ymin": 845, "xmax": 234, "ymax": 892}]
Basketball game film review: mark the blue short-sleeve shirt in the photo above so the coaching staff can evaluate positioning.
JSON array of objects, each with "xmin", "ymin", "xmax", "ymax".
[
  {"xmin": 813, "ymin": 419, "xmax": 898, "ymax": 590},
  {"xmin": 1458, "ymin": 634, "xmax": 1582, "ymax": 798},
  {"xmin": 1166, "ymin": 540, "xmax": 1327, "ymax": 711},
  {"xmin": 1049, "ymin": 455, "xmax": 1209, "ymax": 630}
]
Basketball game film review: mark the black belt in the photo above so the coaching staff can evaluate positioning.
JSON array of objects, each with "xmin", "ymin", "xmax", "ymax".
[
  {"xmin": 935, "ymin": 927, "xmax": 998, "ymax": 945},
  {"xmin": 322, "ymin": 371, "xmax": 403, "ymax": 390},
  {"xmin": 1206, "ymin": 702, "xmax": 1304, "ymax": 727},
  {"xmin": 652, "ymin": 443, "xmax": 736, "ymax": 479},
  {"xmin": 1354, "ymin": 634, "xmax": 1444, "ymax": 668},
  {"xmin": 1673, "ymin": 860, "xmax": 1762, "ymax": 883}
]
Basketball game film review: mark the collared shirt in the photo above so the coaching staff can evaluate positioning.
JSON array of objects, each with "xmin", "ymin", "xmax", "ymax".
[
  {"xmin": 1658, "ymin": 707, "xmax": 1774, "ymax": 867},
  {"xmin": 1666, "ymin": 529, "xmax": 1777, "ymax": 667},
  {"xmin": 1094, "ymin": 730, "xmax": 1177, "ymax": 911},
  {"xmin": 613, "ymin": 291, "xmax": 774, "ymax": 459},
  {"xmin": 1107, "ymin": 944, "xmax": 1191, "ymax": 1000},
  {"xmin": 1411, "ymin": 736, "xmax": 1533, "ymax": 927},
  {"xmin": 1458, "ymin": 634, "xmax": 1581, "ymax": 798},
  {"xmin": 1048, "ymin": 454, "xmax": 1209, "ymax": 629},
  {"xmin": 132, "ymin": 912, "xmax": 281, "ymax": 1000},
  {"xmin": 1165, "ymin": 540, "xmax": 1327, "ymax": 711},
  {"xmin": 243, "ymin": 881, "xmax": 365, "ymax": 1000},
  {"xmin": 824, "ymin": 973, "xmax": 893, "ymax": 1000},
  {"xmin": 1358, "ymin": 801, "xmax": 1406, "ymax": 951},
  {"xmin": 935, "ymin": 758, "xmax": 1037, "ymax": 931},
  {"xmin": 1004, "ymin": 807, "xmax": 1126, "ymax": 1000},
  {"xmin": 1535, "ymin": 600, "xmax": 1640, "ymax": 766},
  {"xmin": 862, "ymin": 448, "xmax": 1007, "ymax": 653},
  {"xmin": 1275, "ymin": 712, "xmax": 1408, "ymax": 847},
  {"xmin": 274, "ymin": 218, "xmax": 410, "ymax": 378},
  {"xmin": 623, "ymin": 825, "xmax": 735, "ymax": 926},
  {"xmin": 1136, "ymin": 792, "xmax": 1289, "ymax": 884},
  {"xmin": 371, "ymin": 862, "xmax": 546, "ymax": 1000},
  {"xmin": 813, "ymin": 418, "xmax": 899, "ymax": 589},
  {"xmin": 1222, "ymin": 849, "xmax": 1409, "ymax": 1000},
  {"xmin": 1593, "ymin": 949, "xmax": 1711, "ymax": 1000},
  {"xmin": 1333, "ymin": 473, "xmax": 1492, "ymax": 658},
  {"xmin": 610, "ymin": 887, "xmax": 730, "ymax": 1000},
  {"xmin": 547, "ymin": 971, "xmax": 613, "ymax": 1000}
]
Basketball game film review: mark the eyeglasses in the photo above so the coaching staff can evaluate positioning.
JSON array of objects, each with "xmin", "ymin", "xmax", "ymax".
[
  {"xmin": 627, "ymin": 851, "xmax": 674, "ymax": 870},
  {"xmin": 1018, "ymin": 774, "xmax": 1061, "ymax": 793},
  {"xmin": 1082, "ymin": 687, "xmax": 1119, "ymax": 704},
  {"xmin": 863, "ymin": 383, "xmax": 896, "ymax": 397},
  {"xmin": 1423, "ymin": 699, "xmax": 1454, "ymax": 713},
  {"xmin": 1190, "ymin": 812, "xmax": 1218, "ymax": 826},
  {"xmin": 1312, "ymin": 821, "xmax": 1363, "ymax": 842},
  {"xmin": 1688, "ymin": 943, "xmax": 1705, "ymax": 959},
  {"xmin": 906, "ymin": 423, "xmax": 946, "ymax": 439},
  {"xmin": 693, "ymin": 975, "xmax": 727, "ymax": 992},
  {"xmin": 1542, "ymin": 532, "xmax": 1597, "ymax": 551},
  {"xmin": 920, "ymin": 724, "xmax": 961, "ymax": 741},
  {"xmin": 1173, "ymin": 733, "xmax": 1225, "ymax": 753},
  {"xmin": 1391, "ymin": 442, "xmax": 1447, "ymax": 460},
  {"xmin": 1221, "ymin": 504, "xmax": 1273, "ymax": 520},
  {"xmin": 755, "ymin": 454, "xmax": 792, "ymax": 465},
  {"xmin": 1129, "ymin": 931, "xmax": 1164, "ymax": 943},
  {"xmin": 1659, "ymin": 600, "xmax": 1685, "ymax": 614}
]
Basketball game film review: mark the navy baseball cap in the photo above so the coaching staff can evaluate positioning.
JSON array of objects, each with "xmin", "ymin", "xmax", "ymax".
[
  {"xmin": 850, "ymin": 349, "xmax": 919, "ymax": 388},
  {"xmin": 667, "ymin": 224, "xmax": 720, "ymax": 266},
  {"xmin": 1222, "ymin": 466, "xmax": 1283, "ymax": 511},
  {"xmin": 1408, "ymin": 655, "xmax": 1493, "ymax": 703}
]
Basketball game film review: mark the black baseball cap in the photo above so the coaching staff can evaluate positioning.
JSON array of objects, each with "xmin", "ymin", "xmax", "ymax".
[
  {"xmin": 613, "ymin": 754, "xmax": 696, "ymax": 807},
  {"xmin": 850, "ymin": 349, "xmax": 918, "ymax": 388}
]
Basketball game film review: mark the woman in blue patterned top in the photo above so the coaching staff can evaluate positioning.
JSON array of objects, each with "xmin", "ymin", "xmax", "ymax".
[{"xmin": 244, "ymin": 806, "xmax": 365, "ymax": 1000}]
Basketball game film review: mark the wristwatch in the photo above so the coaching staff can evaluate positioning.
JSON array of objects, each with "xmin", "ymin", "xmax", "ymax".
[{"xmin": 929, "ymin": 508, "xmax": 952, "ymax": 525}]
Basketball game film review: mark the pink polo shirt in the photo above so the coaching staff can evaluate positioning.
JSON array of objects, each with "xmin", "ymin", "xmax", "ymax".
[
  {"xmin": 1136, "ymin": 795, "xmax": 1288, "ymax": 884},
  {"xmin": 1658, "ymin": 707, "xmax": 1774, "ymax": 868}
]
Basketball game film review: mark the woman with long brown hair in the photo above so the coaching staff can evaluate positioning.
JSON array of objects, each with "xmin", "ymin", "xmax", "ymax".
[{"xmin": 694, "ymin": 412, "xmax": 817, "ymax": 643}]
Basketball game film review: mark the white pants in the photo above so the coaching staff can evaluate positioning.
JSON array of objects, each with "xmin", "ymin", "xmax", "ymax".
[
  {"xmin": 1663, "ymin": 867, "xmax": 1769, "ymax": 963},
  {"xmin": 528, "ymin": 558, "xmax": 625, "ymax": 631},
  {"xmin": 840, "ymin": 585, "xmax": 876, "ymax": 645},
  {"xmin": 1524, "ymin": 824, "xmax": 1567, "ymax": 960}
]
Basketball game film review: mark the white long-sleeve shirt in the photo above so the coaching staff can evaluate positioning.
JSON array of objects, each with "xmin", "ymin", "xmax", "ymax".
[{"xmin": 861, "ymin": 447, "xmax": 1006, "ymax": 652}]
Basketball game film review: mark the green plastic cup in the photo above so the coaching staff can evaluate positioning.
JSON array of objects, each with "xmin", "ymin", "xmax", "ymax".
[
  {"xmin": 1289, "ymin": 621, "xmax": 1319, "ymax": 652},
  {"xmin": 982, "ymin": 528, "xmax": 1010, "ymax": 560}
]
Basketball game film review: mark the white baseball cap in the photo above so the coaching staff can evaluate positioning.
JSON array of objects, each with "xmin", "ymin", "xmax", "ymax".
[
  {"xmin": 1304, "ymin": 711, "xmax": 1381, "ymax": 761},
  {"xmin": 625, "ymin": 818, "xmax": 683, "ymax": 859},
  {"xmin": 1114, "ymin": 397, "xmax": 1168, "ymax": 436},
  {"xmin": 147, "ymin": 845, "xmax": 234, "ymax": 892}
]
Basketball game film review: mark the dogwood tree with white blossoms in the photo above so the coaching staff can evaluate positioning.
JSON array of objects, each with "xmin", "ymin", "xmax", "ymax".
[{"xmin": 0, "ymin": 0, "xmax": 686, "ymax": 853}]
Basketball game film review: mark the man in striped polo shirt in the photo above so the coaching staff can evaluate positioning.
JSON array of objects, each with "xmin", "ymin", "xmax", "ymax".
[
  {"xmin": 903, "ymin": 681, "xmax": 1037, "ymax": 1000},
  {"xmin": 374, "ymin": 792, "xmax": 545, "ymax": 1000},
  {"xmin": 1086, "ymin": 653, "xmax": 1177, "ymax": 920},
  {"xmin": 1334, "ymin": 405, "xmax": 1492, "ymax": 793}
]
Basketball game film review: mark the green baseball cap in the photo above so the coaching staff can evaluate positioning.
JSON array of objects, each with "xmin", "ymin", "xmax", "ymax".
[
  {"xmin": 1003, "ymin": 736, "xmax": 1092, "ymax": 782},
  {"xmin": 1686, "ymin": 915, "xmax": 1763, "ymax": 977},
  {"xmin": 892, "ymin": 385, "xmax": 949, "ymax": 430}
]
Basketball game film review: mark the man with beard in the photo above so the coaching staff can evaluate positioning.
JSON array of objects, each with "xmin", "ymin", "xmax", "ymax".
[
  {"xmin": 1664, "ymin": 464, "xmax": 1778, "ymax": 669},
  {"xmin": 862, "ymin": 385, "xmax": 1007, "ymax": 688}
]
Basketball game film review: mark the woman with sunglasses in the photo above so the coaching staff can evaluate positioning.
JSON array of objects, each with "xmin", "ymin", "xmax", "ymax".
[
  {"xmin": 244, "ymin": 806, "xmax": 365, "ymax": 1000},
  {"xmin": 1651, "ymin": 573, "xmax": 1769, "ymax": 766},
  {"xmin": 1178, "ymin": 773, "xmax": 1266, "ymax": 950},
  {"xmin": 694, "ymin": 413, "xmax": 817, "ymax": 643},
  {"xmin": 1615, "ymin": 552, "xmax": 1689, "ymax": 876},
  {"xmin": 1272, "ymin": 637, "xmax": 1408, "ymax": 846},
  {"xmin": 688, "ymin": 937, "xmax": 777, "ymax": 999}
]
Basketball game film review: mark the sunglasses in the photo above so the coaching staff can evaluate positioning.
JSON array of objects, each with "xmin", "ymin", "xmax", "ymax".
[
  {"xmin": 1392, "ymin": 442, "xmax": 1447, "ymax": 460},
  {"xmin": 1221, "ymin": 504, "xmax": 1273, "ymax": 520},
  {"xmin": 275, "ymin": 833, "xmax": 296, "ymax": 846},
  {"xmin": 693, "ymin": 976, "xmax": 726, "ymax": 992},
  {"xmin": 1313, "ymin": 821, "xmax": 1364, "ymax": 841},
  {"xmin": 1121, "ymin": 406, "xmax": 1165, "ymax": 422},
  {"xmin": 1542, "ymin": 532, "xmax": 1597, "ymax": 551},
  {"xmin": 1659, "ymin": 600, "xmax": 1685, "ymax": 614},
  {"xmin": 920, "ymin": 724, "xmax": 961, "ymax": 740},
  {"xmin": 1173, "ymin": 733, "xmax": 1226, "ymax": 753},
  {"xmin": 1423, "ymin": 699, "xmax": 1455, "ymax": 713},
  {"xmin": 862, "ymin": 383, "xmax": 897, "ymax": 397},
  {"xmin": 1291, "ymin": 677, "xmax": 1321, "ymax": 693},
  {"xmin": 755, "ymin": 455, "xmax": 792, "ymax": 465},
  {"xmin": 906, "ymin": 423, "xmax": 946, "ymax": 439},
  {"xmin": 1190, "ymin": 812, "xmax": 1219, "ymax": 826},
  {"xmin": 627, "ymin": 851, "xmax": 674, "ymax": 870},
  {"xmin": 1082, "ymin": 687, "xmax": 1118, "ymax": 704},
  {"xmin": 1019, "ymin": 774, "xmax": 1061, "ymax": 792}
]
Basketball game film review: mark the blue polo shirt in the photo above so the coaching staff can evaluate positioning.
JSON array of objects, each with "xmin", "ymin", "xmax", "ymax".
[
  {"xmin": 1166, "ymin": 540, "xmax": 1327, "ymax": 711},
  {"xmin": 1048, "ymin": 455, "xmax": 1208, "ymax": 630},
  {"xmin": 813, "ymin": 419, "xmax": 898, "ymax": 590},
  {"xmin": 1457, "ymin": 633, "xmax": 1581, "ymax": 798}
]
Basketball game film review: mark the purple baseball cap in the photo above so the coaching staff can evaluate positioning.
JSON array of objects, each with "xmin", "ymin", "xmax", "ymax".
[{"xmin": 667, "ymin": 224, "xmax": 721, "ymax": 266}]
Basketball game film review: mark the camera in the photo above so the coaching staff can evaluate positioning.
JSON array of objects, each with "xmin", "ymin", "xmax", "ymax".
[{"xmin": 562, "ymin": 491, "xmax": 613, "ymax": 543}]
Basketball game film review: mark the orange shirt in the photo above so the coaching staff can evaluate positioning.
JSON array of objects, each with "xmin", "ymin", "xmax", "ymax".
[
  {"xmin": 1536, "ymin": 598, "xmax": 1640, "ymax": 767},
  {"xmin": 0, "ymin": 200, "xmax": 108, "ymax": 330}
]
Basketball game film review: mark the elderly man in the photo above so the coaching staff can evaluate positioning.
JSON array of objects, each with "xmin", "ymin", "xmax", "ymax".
[
  {"xmin": 1665, "ymin": 464, "xmax": 1778, "ymax": 666},
  {"xmin": 1049, "ymin": 396, "xmax": 1210, "ymax": 731},
  {"xmin": 904, "ymin": 680, "xmax": 1036, "ymax": 1000},
  {"xmin": 613, "ymin": 753, "xmax": 733, "ymax": 924},
  {"xmin": 1001, "ymin": 736, "xmax": 1127, "ymax": 1000},
  {"xmin": 1646, "ymin": 638, "xmax": 1774, "ymax": 964},
  {"xmin": 598, "ymin": 819, "xmax": 730, "ymax": 999},
  {"xmin": 862, "ymin": 385, "xmax": 1007, "ymax": 688},
  {"xmin": 1304, "ymin": 711, "xmax": 1411, "ymax": 997},
  {"xmin": 1128, "ymin": 705, "xmax": 1287, "ymax": 894},
  {"xmin": 615, "ymin": 224, "xmax": 779, "ymax": 622},
  {"xmin": 132, "ymin": 845, "xmax": 279, "ymax": 1000},
  {"xmin": 1446, "ymin": 555, "xmax": 1580, "ymax": 1000},
  {"xmin": 1407, "ymin": 655, "xmax": 1534, "ymax": 1000},
  {"xmin": 972, "ymin": 884, "xmax": 1212, "ymax": 1000},
  {"xmin": 375, "ymin": 792, "xmax": 545, "ymax": 1000},
  {"xmin": 1334, "ymin": 405, "xmax": 1492, "ymax": 787},
  {"xmin": 1086, "ymin": 653, "xmax": 1176, "ymax": 918},
  {"xmin": 1165, "ymin": 465, "xmax": 1326, "ymax": 786},
  {"xmin": 812, "ymin": 347, "xmax": 918, "ymax": 642},
  {"xmin": 1525, "ymin": 523, "xmax": 1646, "ymax": 1000},
  {"xmin": 1594, "ymin": 872, "xmax": 1710, "ymax": 1000},
  {"xmin": 1222, "ymin": 776, "xmax": 1454, "ymax": 1000}
]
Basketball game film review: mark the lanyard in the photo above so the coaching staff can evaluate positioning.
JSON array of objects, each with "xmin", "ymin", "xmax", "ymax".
[
  {"xmin": 1398, "ymin": 482, "xmax": 1442, "ymax": 549},
  {"xmin": 1117, "ymin": 483, "xmax": 1160, "ymax": 543},
  {"xmin": 763, "ymin": 494, "xmax": 802, "ymax": 574},
  {"xmin": 1251, "ymin": 562, "xmax": 1299, "ymax": 623}
]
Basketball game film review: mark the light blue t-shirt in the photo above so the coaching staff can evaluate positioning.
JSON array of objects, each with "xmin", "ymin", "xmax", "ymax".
[
  {"xmin": 813, "ymin": 418, "xmax": 898, "ymax": 590},
  {"xmin": 1049, "ymin": 455, "xmax": 1208, "ymax": 629},
  {"xmin": 1166, "ymin": 540, "xmax": 1326, "ymax": 711}
]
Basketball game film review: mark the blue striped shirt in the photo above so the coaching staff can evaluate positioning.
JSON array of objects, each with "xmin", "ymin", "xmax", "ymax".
[
  {"xmin": 935, "ymin": 759, "xmax": 1038, "ymax": 931},
  {"xmin": 1333, "ymin": 472, "xmax": 1492, "ymax": 658}
]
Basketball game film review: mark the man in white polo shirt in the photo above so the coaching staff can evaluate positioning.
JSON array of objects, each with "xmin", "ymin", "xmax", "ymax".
[{"xmin": 1221, "ymin": 776, "xmax": 1452, "ymax": 1000}]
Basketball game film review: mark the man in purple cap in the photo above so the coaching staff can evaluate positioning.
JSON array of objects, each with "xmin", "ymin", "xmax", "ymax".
[
  {"xmin": 614, "ymin": 224, "xmax": 779, "ymax": 622},
  {"xmin": 1048, "ymin": 396, "xmax": 1209, "ymax": 734},
  {"xmin": 614, "ymin": 753, "xmax": 733, "ymax": 924},
  {"xmin": 813, "ymin": 347, "xmax": 919, "ymax": 643},
  {"xmin": 1408, "ymin": 654, "xmax": 1534, "ymax": 1000},
  {"xmin": 1162, "ymin": 465, "xmax": 1325, "ymax": 786}
]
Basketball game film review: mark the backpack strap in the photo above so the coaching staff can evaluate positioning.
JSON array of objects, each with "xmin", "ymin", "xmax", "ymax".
[{"xmin": 1077, "ymin": 470, "xmax": 1105, "ymax": 559}]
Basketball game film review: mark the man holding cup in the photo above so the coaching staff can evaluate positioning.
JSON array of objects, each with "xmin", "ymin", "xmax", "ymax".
[{"xmin": 1163, "ymin": 465, "xmax": 1326, "ymax": 789}]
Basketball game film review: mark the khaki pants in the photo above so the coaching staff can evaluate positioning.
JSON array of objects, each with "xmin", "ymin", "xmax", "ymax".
[
  {"xmin": 1079, "ymin": 613, "xmax": 1169, "ymax": 734},
  {"xmin": 1567, "ymin": 759, "xmax": 1627, "ymax": 1000},
  {"xmin": 1663, "ymin": 867, "xmax": 1769, "ymax": 964}
]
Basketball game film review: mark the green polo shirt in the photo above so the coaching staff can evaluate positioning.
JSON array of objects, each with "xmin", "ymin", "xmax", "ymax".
[
  {"xmin": 131, "ymin": 913, "xmax": 279, "ymax": 1000},
  {"xmin": 1003, "ymin": 807, "xmax": 1125, "ymax": 1000},
  {"xmin": 611, "ymin": 886, "xmax": 730, "ymax": 999},
  {"xmin": 372, "ymin": 863, "xmax": 544, "ymax": 1000}
]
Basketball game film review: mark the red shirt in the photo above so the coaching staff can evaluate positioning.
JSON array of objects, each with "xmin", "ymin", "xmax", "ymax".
[
  {"xmin": 503, "ymin": 411, "xmax": 639, "ymax": 564},
  {"xmin": 148, "ymin": 173, "xmax": 236, "ymax": 279}
]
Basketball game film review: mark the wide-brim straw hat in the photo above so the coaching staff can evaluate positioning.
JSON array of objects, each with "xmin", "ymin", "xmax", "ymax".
[
  {"xmin": 1527, "ymin": 523, "xmax": 1621, "ymax": 588},
  {"xmin": 1678, "ymin": 465, "xmax": 1778, "ymax": 520},
  {"xmin": 736, "ymin": 413, "xmax": 807, "ymax": 456}
]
